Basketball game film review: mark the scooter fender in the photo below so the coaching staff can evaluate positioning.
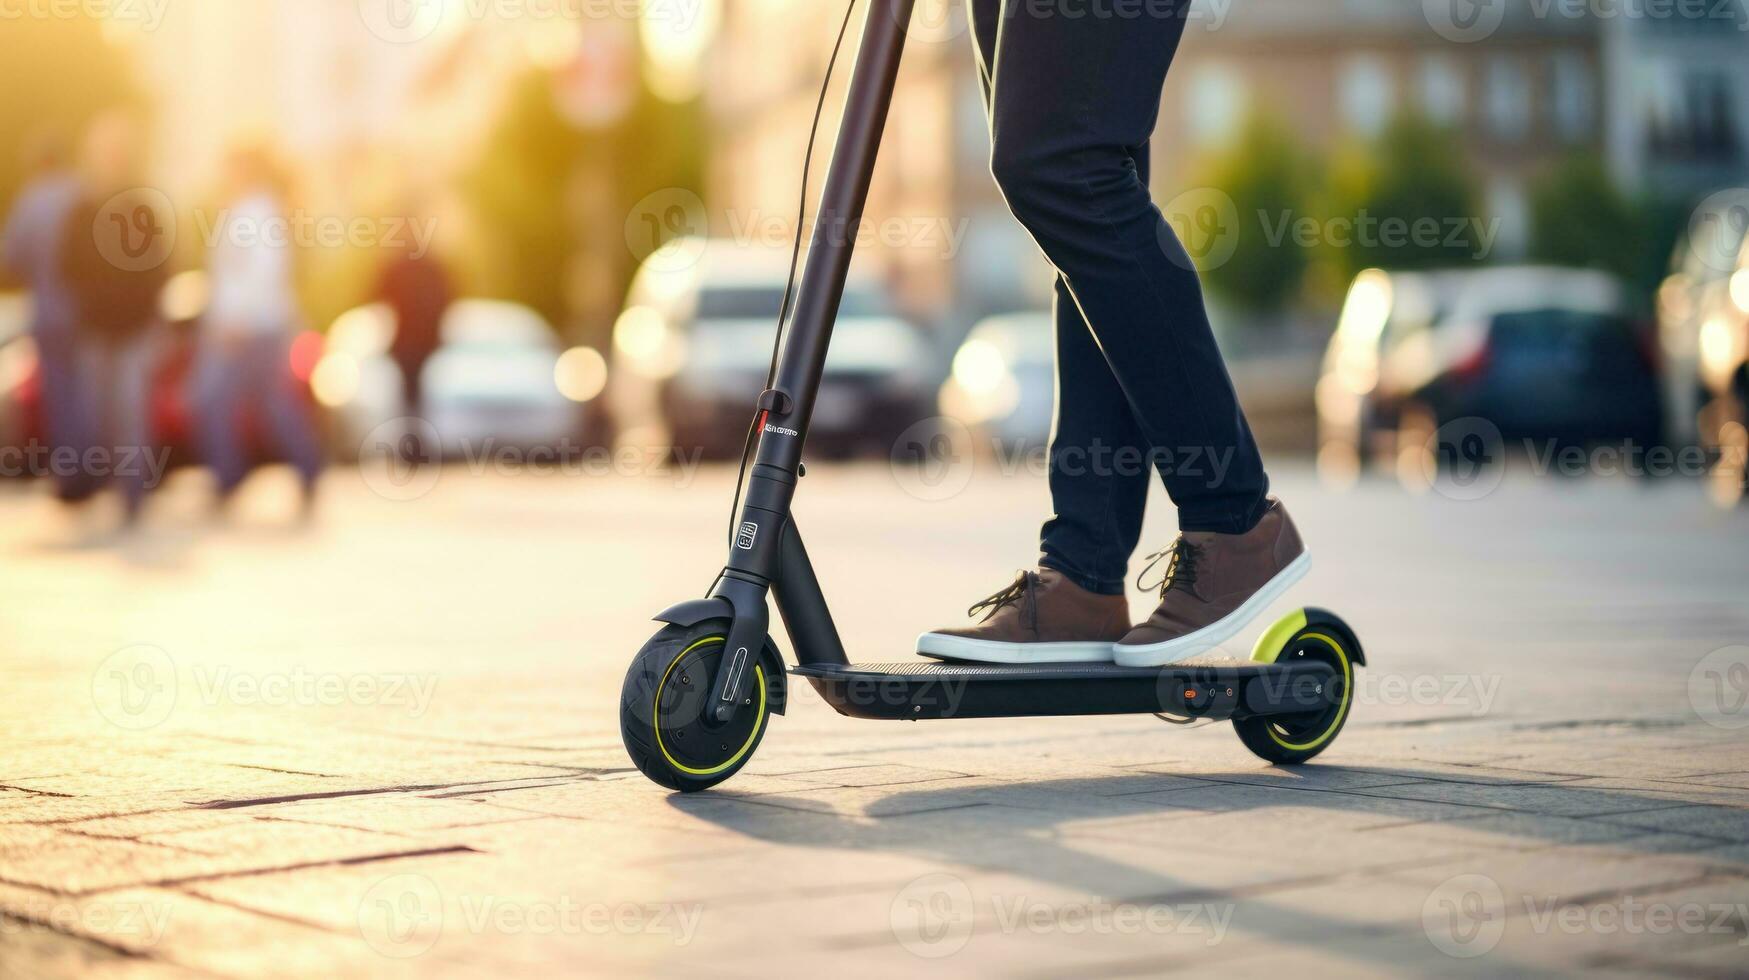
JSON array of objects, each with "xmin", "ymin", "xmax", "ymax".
[{"xmin": 653, "ymin": 597, "xmax": 788, "ymax": 715}]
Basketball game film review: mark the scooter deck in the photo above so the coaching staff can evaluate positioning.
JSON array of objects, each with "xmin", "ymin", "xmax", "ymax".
[{"xmin": 792, "ymin": 656, "xmax": 1338, "ymax": 722}]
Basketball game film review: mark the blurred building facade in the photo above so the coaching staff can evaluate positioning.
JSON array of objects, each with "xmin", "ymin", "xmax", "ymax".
[
  {"xmin": 706, "ymin": 0, "xmax": 1749, "ymax": 336},
  {"xmin": 706, "ymin": 0, "xmax": 1048, "ymax": 337},
  {"xmin": 113, "ymin": 0, "xmax": 535, "ymax": 195},
  {"xmin": 1159, "ymin": 0, "xmax": 1749, "ymax": 256}
]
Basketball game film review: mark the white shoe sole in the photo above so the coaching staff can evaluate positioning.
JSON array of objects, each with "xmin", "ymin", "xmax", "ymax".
[
  {"xmin": 1112, "ymin": 551, "xmax": 1312, "ymax": 667},
  {"xmin": 915, "ymin": 634, "xmax": 1116, "ymax": 664}
]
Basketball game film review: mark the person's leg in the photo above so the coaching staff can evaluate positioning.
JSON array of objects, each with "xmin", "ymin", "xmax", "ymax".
[
  {"xmin": 969, "ymin": 0, "xmax": 1149, "ymax": 597},
  {"xmin": 988, "ymin": 0, "xmax": 1267, "ymax": 535},
  {"xmin": 1039, "ymin": 266, "xmax": 1152, "ymax": 595},
  {"xmin": 913, "ymin": 0, "xmax": 1141, "ymax": 663},
  {"xmin": 36, "ymin": 329, "xmax": 93, "ymax": 500},
  {"xmin": 250, "ymin": 335, "xmax": 324, "ymax": 489},
  {"xmin": 192, "ymin": 338, "xmax": 249, "ymax": 495},
  {"xmin": 56, "ymin": 340, "xmax": 108, "ymax": 504},
  {"xmin": 395, "ymin": 355, "xmax": 430, "ymax": 466},
  {"xmin": 109, "ymin": 331, "xmax": 159, "ymax": 517}
]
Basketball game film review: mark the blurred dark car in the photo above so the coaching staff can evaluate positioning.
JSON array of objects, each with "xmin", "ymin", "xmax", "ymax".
[
  {"xmin": 610, "ymin": 238, "xmax": 938, "ymax": 459},
  {"xmin": 1318, "ymin": 267, "xmax": 1663, "ymax": 476},
  {"xmin": 0, "ymin": 276, "xmax": 322, "ymax": 493},
  {"xmin": 1658, "ymin": 190, "xmax": 1749, "ymax": 504}
]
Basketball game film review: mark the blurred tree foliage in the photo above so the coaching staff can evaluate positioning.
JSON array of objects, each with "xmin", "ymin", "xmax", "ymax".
[
  {"xmin": 1188, "ymin": 114, "xmax": 1316, "ymax": 314},
  {"xmin": 1527, "ymin": 155, "xmax": 1642, "ymax": 281},
  {"xmin": 0, "ymin": 16, "xmax": 140, "ymax": 271},
  {"xmin": 457, "ymin": 72, "xmax": 582, "ymax": 333},
  {"xmin": 1322, "ymin": 115, "xmax": 1482, "ymax": 283},
  {"xmin": 457, "ymin": 70, "xmax": 703, "ymax": 344},
  {"xmin": 1528, "ymin": 155, "xmax": 1689, "ymax": 299}
]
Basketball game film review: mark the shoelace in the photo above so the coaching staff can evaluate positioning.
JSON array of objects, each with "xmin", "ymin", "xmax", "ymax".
[
  {"xmin": 1136, "ymin": 538, "xmax": 1203, "ymax": 598},
  {"xmin": 968, "ymin": 571, "xmax": 1036, "ymax": 623}
]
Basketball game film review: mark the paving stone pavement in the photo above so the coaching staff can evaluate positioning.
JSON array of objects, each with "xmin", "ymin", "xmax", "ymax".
[{"xmin": 1, "ymin": 464, "xmax": 1746, "ymax": 978}]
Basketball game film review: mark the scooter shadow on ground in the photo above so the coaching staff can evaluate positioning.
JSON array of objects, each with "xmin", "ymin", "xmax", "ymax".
[{"xmin": 666, "ymin": 764, "xmax": 1745, "ymax": 966}]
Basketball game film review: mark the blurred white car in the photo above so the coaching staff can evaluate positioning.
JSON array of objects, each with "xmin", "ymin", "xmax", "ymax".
[
  {"xmin": 314, "ymin": 299, "xmax": 603, "ymax": 460},
  {"xmin": 610, "ymin": 238, "xmax": 938, "ymax": 458},
  {"xmin": 938, "ymin": 311, "xmax": 1055, "ymax": 453}
]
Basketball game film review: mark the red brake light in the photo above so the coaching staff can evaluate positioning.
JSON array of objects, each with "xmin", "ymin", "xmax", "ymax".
[
  {"xmin": 1452, "ymin": 343, "xmax": 1490, "ymax": 384},
  {"xmin": 289, "ymin": 331, "xmax": 323, "ymax": 383}
]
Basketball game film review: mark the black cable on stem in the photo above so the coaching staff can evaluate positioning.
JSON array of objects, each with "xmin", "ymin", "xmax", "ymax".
[{"xmin": 725, "ymin": 0, "xmax": 860, "ymax": 546}]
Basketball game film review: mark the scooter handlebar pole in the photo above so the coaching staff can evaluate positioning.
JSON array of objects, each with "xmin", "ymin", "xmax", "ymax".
[{"xmin": 757, "ymin": 0, "xmax": 918, "ymax": 472}]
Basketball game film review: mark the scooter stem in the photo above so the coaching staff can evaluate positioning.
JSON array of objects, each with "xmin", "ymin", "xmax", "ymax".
[
  {"xmin": 756, "ymin": 0, "xmax": 918, "ymax": 472},
  {"xmin": 706, "ymin": 0, "xmax": 917, "ymax": 722}
]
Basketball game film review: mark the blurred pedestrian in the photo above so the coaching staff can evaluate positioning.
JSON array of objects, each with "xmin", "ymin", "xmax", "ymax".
[
  {"xmin": 192, "ymin": 143, "xmax": 324, "ymax": 512},
  {"xmin": 375, "ymin": 231, "xmax": 452, "ymax": 462},
  {"xmin": 58, "ymin": 112, "xmax": 168, "ymax": 520},
  {"xmin": 1, "ymin": 127, "xmax": 86, "ymax": 498}
]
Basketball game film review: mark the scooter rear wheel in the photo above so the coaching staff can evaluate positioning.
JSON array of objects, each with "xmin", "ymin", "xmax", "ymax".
[
  {"xmin": 620, "ymin": 621, "xmax": 773, "ymax": 792},
  {"xmin": 1233, "ymin": 619, "xmax": 1356, "ymax": 765}
]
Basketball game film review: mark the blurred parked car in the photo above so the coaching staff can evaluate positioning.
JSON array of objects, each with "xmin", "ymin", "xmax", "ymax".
[
  {"xmin": 938, "ymin": 311, "xmax": 1054, "ymax": 453},
  {"xmin": 0, "ymin": 274, "xmax": 323, "ymax": 489},
  {"xmin": 1658, "ymin": 189, "xmax": 1749, "ymax": 503},
  {"xmin": 315, "ymin": 299, "xmax": 602, "ymax": 460},
  {"xmin": 1317, "ymin": 266, "xmax": 1663, "ymax": 479},
  {"xmin": 610, "ymin": 238, "xmax": 938, "ymax": 459}
]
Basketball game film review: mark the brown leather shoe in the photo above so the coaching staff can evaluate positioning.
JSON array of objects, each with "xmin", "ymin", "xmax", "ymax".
[
  {"xmin": 917, "ymin": 568, "xmax": 1129, "ymax": 663},
  {"xmin": 1113, "ymin": 499, "xmax": 1310, "ymax": 667}
]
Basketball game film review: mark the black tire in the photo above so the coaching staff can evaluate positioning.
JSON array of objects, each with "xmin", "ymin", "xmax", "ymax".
[
  {"xmin": 619, "ymin": 621, "xmax": 774, "ymax": 792},
  {"xmin": 1233, "ymin": 625, "xmax": 1357, "ymax": 765}
]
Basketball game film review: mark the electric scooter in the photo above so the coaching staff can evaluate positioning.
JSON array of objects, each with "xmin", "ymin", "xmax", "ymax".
[{"xmin": 619, "ymin": 0, "xmax": 1365, "ymax": 792}]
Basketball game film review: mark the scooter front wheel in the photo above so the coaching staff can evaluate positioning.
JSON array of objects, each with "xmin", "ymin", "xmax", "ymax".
[
  {"xmin": 1232, "ymin": 613, "xmax": 1358, "ymax": 765},
  {"xmin": 619, "ymin": 621, "xmax": 773, "ymax": 792}
]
